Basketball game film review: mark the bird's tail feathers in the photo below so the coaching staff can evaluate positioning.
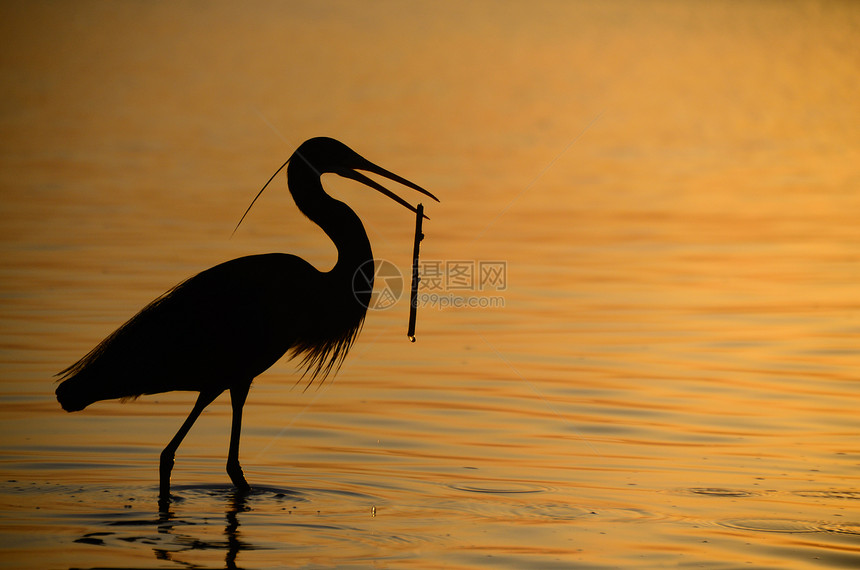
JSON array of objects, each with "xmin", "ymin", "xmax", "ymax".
[
  {"xmin": 55, "ymin": 375, "xmax": 95, "ymax": 412},
  {"xmin": 55, "ymin": 369, "xmax": 140, "ymax": 412}
]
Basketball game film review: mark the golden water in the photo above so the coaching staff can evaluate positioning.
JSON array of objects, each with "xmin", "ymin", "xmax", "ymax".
[{"xmin": 1, "ymin": 1, "xmax": 858, "ymax": 568}]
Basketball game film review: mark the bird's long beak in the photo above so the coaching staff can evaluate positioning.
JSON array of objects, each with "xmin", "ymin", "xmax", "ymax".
[{"xmin": 342, "ymin": 161, "xmax": 439, "ymax": 219}]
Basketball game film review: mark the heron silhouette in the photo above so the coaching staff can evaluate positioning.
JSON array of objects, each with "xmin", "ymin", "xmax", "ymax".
[{"xmin": 55, "ymin": 137, "xmax": 438, "ymax": 499}]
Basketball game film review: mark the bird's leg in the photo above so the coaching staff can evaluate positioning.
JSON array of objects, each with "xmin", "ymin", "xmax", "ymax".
[
  {"xmin": 226, "ymin": 381, "xmax": 251, "ymax": 492},
  {"xmin": 159, "ymin": 390, "xmax": 221, "ymax": 500}
]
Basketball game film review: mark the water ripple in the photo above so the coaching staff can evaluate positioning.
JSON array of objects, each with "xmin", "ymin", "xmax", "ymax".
[
  {"xmin": 683, "ymin": 487, "xmax": 759, "ymax": 498},
  {"xmin": 794, "ymin": 489, "xmax": 860, "ymax": 501},
  {"xmin": 447, "ymin": 482, "xmax": 552, "ymax": 495},
  {"xmin": 719, "ymin": 518, "xmax": 819, "ymax": 533},
  {"xmin": 818, "ymin": 521, "xmax": 860, "ymax": 535},
  {"xmin": 720, "ymin": 518, "xmax": 860, "ymax": 536}
]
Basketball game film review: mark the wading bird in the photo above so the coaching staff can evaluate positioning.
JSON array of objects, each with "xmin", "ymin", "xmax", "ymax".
[{"xmin": 55, "ymin": 137, "xmax": 438, "ymax": 499}]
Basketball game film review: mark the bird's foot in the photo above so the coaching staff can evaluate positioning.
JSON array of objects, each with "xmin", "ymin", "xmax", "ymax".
[
  {"xmin": 227, "ymin": 460, "xmax": 250, "ymax": 492},
  {"xmin": 159, "ymin": 451, "xmax": 175, "ymax": 499},
  {"xmin": 157, "ymin": 493, "xmax": 173, "ymax": 514}
]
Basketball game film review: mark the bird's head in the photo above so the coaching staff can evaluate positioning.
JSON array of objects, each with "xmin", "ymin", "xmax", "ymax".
[
  {"xmin": 295, "ymin": 137, "xmax": 439, "ymax": 218},
  {"xmin": 233, "ymin": 138, "xmax": 438, "ymax": 234}
]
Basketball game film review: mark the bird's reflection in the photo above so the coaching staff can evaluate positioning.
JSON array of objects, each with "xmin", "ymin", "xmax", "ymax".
[
  {"xmin": 224, "ymin": 490, "xmax": 251, "ymax": 569},
  {"xmin": 155, "ymin": 488, "xmax": 253, "ymax": 570}
]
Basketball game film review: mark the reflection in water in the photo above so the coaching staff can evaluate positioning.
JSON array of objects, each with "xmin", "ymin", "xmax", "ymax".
[
  {"xmin": 67, "ymin": 485, "xmax": 305, "ymax": 569},
  {"xmin": 155, "ymin": 488, "xmax": 252, "ymax": 570}
]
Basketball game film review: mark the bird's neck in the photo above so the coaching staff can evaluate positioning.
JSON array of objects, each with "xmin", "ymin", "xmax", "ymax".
[{"xmin": 288, "ymin": 163, "xmax": 373, "ymax": 278}]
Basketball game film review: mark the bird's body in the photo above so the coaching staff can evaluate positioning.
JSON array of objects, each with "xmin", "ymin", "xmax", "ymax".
[
  {"xmin": 56, "ymin": 252, "xmax": 368, "ymax": 409},
  {"xmin": 55, "ymin": 137, "xmax": 437, "ymax": 500}
]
